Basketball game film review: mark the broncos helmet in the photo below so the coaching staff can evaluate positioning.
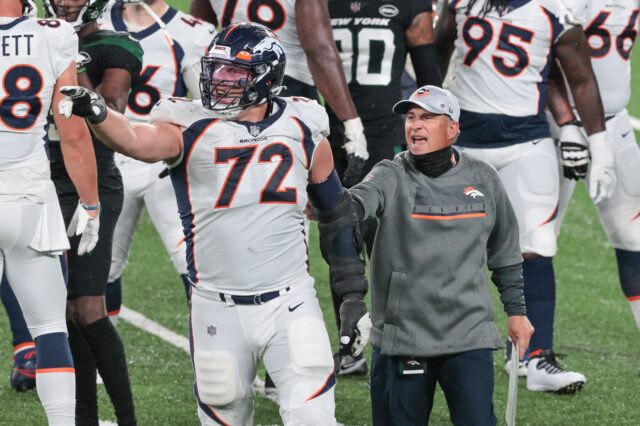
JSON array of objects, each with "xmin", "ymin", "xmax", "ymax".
[
  {"xmin": 42, "ymin": 0, "xmax": 109, "ymax": 32},
  {"xmin": 200, "ymin": 22, "xmax": 286, "ymax": 118}
]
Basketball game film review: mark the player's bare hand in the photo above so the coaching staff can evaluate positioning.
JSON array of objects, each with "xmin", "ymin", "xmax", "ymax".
[
  {"xmin": 59, "ymin": 86, "xmax": 108, "ymax": 124},
  {"xmin": 507, "ymin": 315, "xmax": 534, "ymax": 360},
  {"xmin": 559, "ymin": 123, "xmax": 589, "ymax": 180},
  {"xmin": 339, "ymin": 294, "xmax": 371, "ymax": 357},
  {"xmin": 67, "ymin": 201, "xmax": 101, "ymax": 256},
  {"xmin": 342, "ymin": 117, "xmax": 369, "ymax": 188},
  {"xmin": 587, "ymin": 131, "xmax": 617, "ymax": 204}
]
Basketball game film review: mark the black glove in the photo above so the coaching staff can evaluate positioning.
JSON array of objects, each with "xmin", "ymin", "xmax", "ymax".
[
  {"xmin": 559, "ymin": 122, "xmax": 589, "ymax": 180},
  {"xmin": 339, "ymin": 294, "xmax": 371, "ymax": 357},
  {"xmin": 59, "ymin": 86, "xmax": 108, "ymax": 125}
]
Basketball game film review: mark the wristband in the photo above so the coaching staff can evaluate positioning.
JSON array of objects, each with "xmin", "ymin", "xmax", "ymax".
[{"xmin": 81, "ymin": 201, "xmax": 101, "ymax": 211}]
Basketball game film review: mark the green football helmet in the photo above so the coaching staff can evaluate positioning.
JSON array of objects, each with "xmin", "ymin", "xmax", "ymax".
[{"xmin": 42, "ymin": 0, "xmax": 109, "ymax": 31}]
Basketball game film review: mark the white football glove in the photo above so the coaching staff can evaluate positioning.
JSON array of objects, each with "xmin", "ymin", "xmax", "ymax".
[
  {"xmin": 67, "ymin": 202, "xmax": 100, "ymax": 255},
  {"xmin": 339, "ymin": 295, "xmax": 372, "ymax": 357},
  {"xmin": 58, "ymin": 86, "xmax": 108, "ymax": 124},
  {"xmin": 559, "ymin": 123, "xmax": 589, "ymax": 180},
  {"xmin": 587, "ymin": 131, "xmax": 617, "ymax": 204},
  {"xmin": 342, "ymin": 117, "xmax": 369, "ymax": 188}
]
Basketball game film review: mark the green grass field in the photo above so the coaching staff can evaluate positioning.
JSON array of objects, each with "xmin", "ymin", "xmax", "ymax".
[{"xmin": 1, "ymin": 1, "xmax": 639, "ymax": 424}]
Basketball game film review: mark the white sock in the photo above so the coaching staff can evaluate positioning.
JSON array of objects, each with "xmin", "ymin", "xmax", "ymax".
[
  {"xmin": 36, "ymin": 370, "xmax": 75, "ymax": 426},
  {"xmin": 629, "ymin": 299, "xmax": 640, "ymax": 333}
]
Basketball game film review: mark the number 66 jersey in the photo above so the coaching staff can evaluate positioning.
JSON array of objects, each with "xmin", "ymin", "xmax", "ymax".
[
  {"xmin": 151, "ymin": 96, "xmax": 329, "ymax": 295},
  {"xmin": 0, "ymin": 16, "xmax": 77, "ymax": 170},
  {"xmin": 447, "ymin": 0, "xmax": 576, "ymax": 147}
]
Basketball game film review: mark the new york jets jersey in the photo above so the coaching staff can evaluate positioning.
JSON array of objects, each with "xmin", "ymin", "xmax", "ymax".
[
  {"xmin": 329, "ymin": 0, "xmax": 430, "ymax": 132},
  {"xmin": 565, "ymin": 0, "xmax": 640, "ymax": 115},
  {"xmin": 152, "ymin": 97, "xmax": 329, "ymax": 294},
  {"xmin": 101, "ymin": 4, "xmax": 215, "ymax": 122},
  {"xmin": 0, "ymin": 16, "xmax": 77, "ymax": 170},
  {"xmin": 448, "ymin": 0, "xmax": 576, "ymax": 147},
  {"xmin": 208, "ymin": 0, "xmax": 312, "ymax": 85}
]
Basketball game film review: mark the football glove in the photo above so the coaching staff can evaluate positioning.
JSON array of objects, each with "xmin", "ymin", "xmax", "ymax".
[
  {"xmin": 559, "ymin": 123, "xmax": 589, "ymax": 180},
  {"xmin": 342, "ymin": 117, "xmax": 369, "ymax": 188},
  {"xmin": 67, "ymin": 202, "xmax": 100, "ymax": 256},
  {"xmin": 588, "ymin": 131, "xmax": 617, "ymax": 204},
  {"xmin": 339, "ymin": 294, "xmax": 372, "ymax": 357},
  {"xmin": 59, "ymin": 86, "xmax": 108, "ymax": 125}
]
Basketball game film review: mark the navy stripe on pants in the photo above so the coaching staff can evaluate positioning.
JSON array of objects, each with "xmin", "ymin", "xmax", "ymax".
[{"xmin": 370, "ymin": 347, "xmax": 497, "ymax": 426}]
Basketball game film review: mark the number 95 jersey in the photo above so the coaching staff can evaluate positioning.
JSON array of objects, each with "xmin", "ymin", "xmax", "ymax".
[
  {"xmin": 152, "ymin": 96, "xmax": 329, "ymax": 294},
  {"xmin": 448, "ymin": 0, "xmax": 576, "ymax": 146},
  {"xmin": 0, "ymin": 17, "xmax": 77, "ymax": 170}
]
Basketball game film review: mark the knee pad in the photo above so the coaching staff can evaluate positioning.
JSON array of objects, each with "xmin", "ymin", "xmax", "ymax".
[
  {"xmin": 282, "ymin": 402, "xmax": 337, "ymax": 426},
  {"xmin": 194, "ymin": 350, "xmax": 238, "ymax": 406},
  {"xmin": 524, "ymin": 226, "xmax": 557, "ymax": 258},
  {"xmin": 288, "ymin": 317, "xmax": 334, "ymax": 373}
]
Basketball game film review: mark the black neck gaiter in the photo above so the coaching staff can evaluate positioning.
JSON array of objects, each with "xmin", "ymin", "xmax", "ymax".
[{"xmin": 410, "ymin": 145, "xmax": 457, "ymax": 178}]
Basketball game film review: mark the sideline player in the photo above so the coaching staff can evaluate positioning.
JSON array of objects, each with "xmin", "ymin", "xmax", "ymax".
[
  {"xmin": 189, "ymin": 0, "xmax": 369, "ymax": 188},
  {"xmin": 0, "ymin": 0, "xmax": 99, "ymax": 422},
  {"xmin": 549, "ymin": 0, "xmax": 640, "ymax": 338},
  {"xmin": 327, "ymin": 0, "xmax": 443, "ymax": 376},
  {"xmin": 99, "ymin": 0, "xmax": 215, "ymax": 322},
  {"xmin": 59, "ymin": 23, "xmax": 372, "ymax": 425},
  {"xmin": 436, "ymin": 0, "xmax": 615, "ymax": 393},
  {"xmin": 43, "ymin": 0, "xmax": 143, "ymax": 423}
]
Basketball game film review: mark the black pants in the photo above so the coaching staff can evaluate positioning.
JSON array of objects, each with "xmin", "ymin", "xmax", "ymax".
[{"xmin": 370, "ymin": 347, "xmax": 497, "ymax": 426}]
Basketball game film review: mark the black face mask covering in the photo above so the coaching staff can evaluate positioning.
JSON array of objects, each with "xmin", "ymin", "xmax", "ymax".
[{"xmin": 410, "ymin": 145, "xmax": 457, "ymax": 178}]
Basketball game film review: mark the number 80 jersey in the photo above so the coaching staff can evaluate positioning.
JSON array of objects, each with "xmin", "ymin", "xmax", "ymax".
[
  {"xmin": 152, "ymin": 96, "xmax": 329, "ymax": 294},
  {"xmin": 448, "ymin": 0, "xmax": 575, "ymax": 146},
  {"xmin": 0, "ymin": 16, "xmax": 77, "ymax": 170}
]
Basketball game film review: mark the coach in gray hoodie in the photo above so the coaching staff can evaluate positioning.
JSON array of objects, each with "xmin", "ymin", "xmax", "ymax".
[{"xmin": 349, "ymin": 86, "xmax": 534, "ymax": 426}]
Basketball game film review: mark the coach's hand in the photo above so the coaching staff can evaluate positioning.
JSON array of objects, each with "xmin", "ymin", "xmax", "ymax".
[
  {"xmin": 339, "ymin": 294, "xmax": 371, "ymax": 357},
  {"xmin": 67, "ymin": 202, "xmax": 100, "ymax": 256},
  {"xmin": 559, "ymin": 123, "xmax": 589, "ymax": 180},
  {"xmin": 507, "ymin": 315, "xmax": 534, "ymax": 360},
  {"xmin": 59, "ymin": 86, "xmax": 108, "ymax": 125},
  {"xmin": 588, "ymin": 131, "xmax": 617, "ymax": 204},
  {"xmin": 342, "ymin": 117, "xmax": 369, "ymax": 188}
]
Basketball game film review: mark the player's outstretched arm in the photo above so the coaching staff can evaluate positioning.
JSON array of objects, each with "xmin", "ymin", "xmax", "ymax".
[
  {"xmin": 297, "ymin": 0, "xmax": 369, "ymax": 187},
  {"xmin": 53, "ymin": 64, "xmax": 99, "ymax": 208},
  {"xmin": 308, "ymin": 140, "xmax": 372, "ymax": 357},
  {"xmin": 434, "ymin": 1, "xmax": 457, "ymax": 77},
  {"xmin": 188, "ymin": 0, "xmax": 218, "ymax": 25},
  {"xmin": 406, "ymin": 11, "xmax": 442, "ymax": 87},
  {"xmin": 58, "ymin": 86, "xmax": 183, "ymax": 164}
]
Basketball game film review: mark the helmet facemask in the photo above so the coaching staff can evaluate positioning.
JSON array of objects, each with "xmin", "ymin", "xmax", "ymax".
[{"xmin": 43, "ymin": 0, "xmax": 108, "ymax": 32}]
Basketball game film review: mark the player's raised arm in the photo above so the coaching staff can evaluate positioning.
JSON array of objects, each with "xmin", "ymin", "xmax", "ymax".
[
  {"xmin": 406, "ymin": 9, "xmax": 442, "ymax": 86},
  {"xmin": 58, "ymin": 87, "xmax": 183, "ymax": 164},
  {"xmin": 434, "ymin": 0, "xmax": 457, "ymax": 77},
  {"xmin": 297, "ymin": 0, "xmax": 368, "ymax": 187},
  {"xmin": 53, "ymin": 64, "xmax": 99, "ymax": 208}
]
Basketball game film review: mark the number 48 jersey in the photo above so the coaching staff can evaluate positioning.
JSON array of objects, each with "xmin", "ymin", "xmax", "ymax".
[
  {"xmin": 0, "ymin": 16, "xmax": 77, "ymax": 170},
  {"xmin": 152, "ymin": 96, "xmax": 329, "ymax": 294},
  {"xmin": 566, "ymin": 0, "xmax": 640, "ymax": 115},
  {"xmin": 329, "ymin": 0, "xmax": 430, "ymax": 131}
]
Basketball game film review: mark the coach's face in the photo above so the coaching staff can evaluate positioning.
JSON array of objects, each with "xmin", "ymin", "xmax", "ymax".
[{"xmin": 405, "ymin": 107, "xmax": 459, "ymax": 156}]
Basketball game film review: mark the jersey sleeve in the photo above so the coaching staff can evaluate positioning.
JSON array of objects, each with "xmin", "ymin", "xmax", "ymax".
[
  {"xmin": 286, "ymin": 97, "xmax": 330, "ymax": 145},
  {"xmin": 150, "ymin": 98, "xmax": 211, "ymax": 128},
  {"xmin": 539, "ymin": 0, "xmax": 580, "ymax": 42},
  {"xmin": 349, "ymin": 160, "xmax": 399, "ymax": 221},
  {"xmin": 50, "ymin": 20, "xmax": 78, "ymax": 79},
  {"xmin": 101, "ymin": 32, "xmax": 144, "ymax": 78},
  {"xmin": 485, "ymin": 165, "xmax": 524, "ymax": 269}
]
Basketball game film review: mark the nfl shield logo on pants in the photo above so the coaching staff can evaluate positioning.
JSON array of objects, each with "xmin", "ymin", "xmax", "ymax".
[{"xmin": 350, "ymin": 1, "xmax": 361, "ymax": 12}]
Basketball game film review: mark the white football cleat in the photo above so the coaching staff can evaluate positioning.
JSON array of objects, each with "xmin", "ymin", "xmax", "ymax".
[{"xmin": 526, "ymin": 350, "xmax": 586, "ymax": 394}]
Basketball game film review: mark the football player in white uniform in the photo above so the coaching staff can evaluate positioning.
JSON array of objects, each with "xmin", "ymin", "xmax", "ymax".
[
  {"xmin": 436, "ymin": 0, "xmax": 615, "ymax": 393},
  {"xmin": 59, "ymin": 23, "xmax": 372, "ymax": 425},
  {"xmin": 0, "ymin": 0, "xmax": 100, "ymax": 423},
  {"xmin": 99, "ymin": 0, "xmax": 215, "ymax": 323},
  {"xmin": 549, "ymin": 0, "xmax": 640, "ymax": 338},
  {"xmin": 189, "ymin": 0, "xmax": 369, "ymax": 188}
]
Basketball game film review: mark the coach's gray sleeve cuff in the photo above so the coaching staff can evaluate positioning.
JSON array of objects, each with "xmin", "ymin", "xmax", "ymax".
[{"xmin": 491, "ymin": 263, "xmax": 526, "ymax": 316}]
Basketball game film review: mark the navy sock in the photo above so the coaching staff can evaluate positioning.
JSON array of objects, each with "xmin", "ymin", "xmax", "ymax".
[
  {"xmin": 106, "ymin": 278, "xmax": 122, "ymax": 317},
  {"xmin": 1, "ymin": 275, "xmax": 32, "ymax": 347},
  {"xmin": 615, "ymin": 249, "xmax": 640, "ymax": 299},
  {"xmin": 35, "ymin": 332, "xmax": 74, "ymax": 370},
  {"xmin": 523, "ymin": 257, "xmax": 556, "ymax": 354}
]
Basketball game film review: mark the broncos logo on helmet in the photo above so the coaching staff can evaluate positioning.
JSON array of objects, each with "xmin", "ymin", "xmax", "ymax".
[
  {"xmin": 200, "ymin": 22, "xmax": 286, "ymax": 119},
  {"xmin": 42, "ymin": 0, "xmax": 109, "ymax": 32}
]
